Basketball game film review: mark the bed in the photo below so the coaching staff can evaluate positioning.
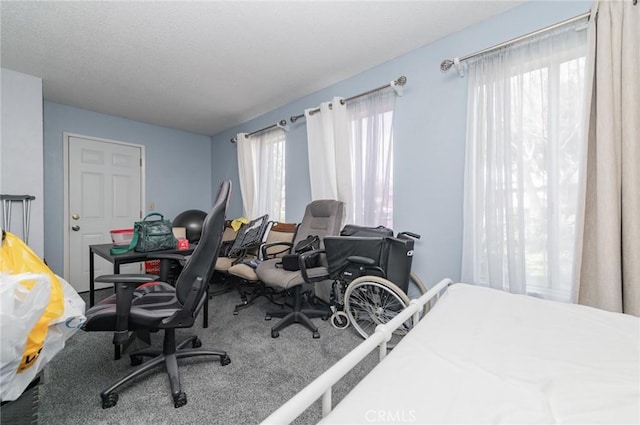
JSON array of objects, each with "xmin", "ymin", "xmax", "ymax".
[{"xmin": 261, "ymin": 279, "xmax": 640, "ymax": 424}]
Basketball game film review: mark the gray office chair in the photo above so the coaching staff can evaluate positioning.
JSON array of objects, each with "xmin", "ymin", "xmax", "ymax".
[
  {"xmin": 255, "ymin": 200, "xmax": 344, "ymax": 338},
  {"xmin": 229, "ymin": 221, "xmax": 298, "ymax": 314},
  {"xmin": 82, "ymin": 180, "xmax": 231, "ymax": 408}
]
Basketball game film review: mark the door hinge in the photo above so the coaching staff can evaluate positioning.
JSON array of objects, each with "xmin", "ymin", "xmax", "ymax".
[{"xmin": 139, "ymin": 158, "xmax": 142, "ymax": 167}]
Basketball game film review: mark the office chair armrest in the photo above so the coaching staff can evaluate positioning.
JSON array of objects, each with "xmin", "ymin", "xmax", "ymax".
[
  {"xmin": 260, "ymin": 241, "xmax": 293, "ymax": 259},
  {"xmin": 298, "ymin": 249, "xmax": 329, "ymax": 283},
  {"xmin": 95, "ymin": 274, "xmax": 159, "ymax": 345},
  {"xmin": 95, "ymin": 274, "xmax": 159, "ymax": 285},
  {"xmin": 161, "ymin": 277, "xmax": 205, "ymax": 328}
]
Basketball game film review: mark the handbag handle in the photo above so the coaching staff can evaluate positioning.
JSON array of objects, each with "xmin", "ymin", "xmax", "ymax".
[{"xmin": 142, "ymin": 213, "xmax": 164, "ymax": 221}]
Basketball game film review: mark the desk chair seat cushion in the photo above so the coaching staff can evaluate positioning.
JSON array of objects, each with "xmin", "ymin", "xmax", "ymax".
[
  {"xmin": 227, "ymin": 262, "xmax": 258, "ymax": 281},
  {"xmin": 256, "ymin": 258, "xmax": 329, "ymax": 290},
  {"xmin": 83, "ymin": 302, "xmax": 181, "ymax": 331},
  {"xmin": 93, "ymin": 281, "xmax": 176, "ymax": 307},
  {"xmin": 215, "ymin": 256, "xmax": 236, "ymax": 273}
]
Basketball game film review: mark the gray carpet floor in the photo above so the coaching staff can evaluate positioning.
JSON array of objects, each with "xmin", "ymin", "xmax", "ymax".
[{"xmin": 37, "ymin": 280, "xmax": 377, "ymax": 425}]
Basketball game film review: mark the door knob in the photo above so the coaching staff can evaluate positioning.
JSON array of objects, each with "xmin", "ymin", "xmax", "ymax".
[
  {"xmin": 72, "ymin": 214, "xmax": 80, "ymax": 220},
  {"xmin": 72, "ymin": 225, "xmax": 80, "ymax": 231}
]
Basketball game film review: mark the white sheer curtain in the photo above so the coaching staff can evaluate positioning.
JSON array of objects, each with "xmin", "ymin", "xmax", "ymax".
[
  {"xmin": 305, "ymin": 98, "xmax": 351, "ymax": 204},
  {"xmin": 306, "ymin": 91, "xmax": 396, "ymax": 228},
  {"xmin": 236, "ymin": 128, "xmax": 286, "ymax": 221},
  {"xmin": 461, "ymin": 20, "xmax": 588, "ymax": 302},
  {"xmin": 346, "ymin": 89, "xmax": 395, "ymax": 228}
]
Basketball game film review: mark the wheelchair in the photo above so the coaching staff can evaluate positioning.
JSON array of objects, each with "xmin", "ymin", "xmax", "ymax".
[{"xmin": 323, "ymin": 226, "xmax": 428, "ymax": 347}]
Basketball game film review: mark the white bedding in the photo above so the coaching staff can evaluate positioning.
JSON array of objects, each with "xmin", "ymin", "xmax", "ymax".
[{"xmin": 321, "ymin": 283, "xmax": 639, "ymax": 424}]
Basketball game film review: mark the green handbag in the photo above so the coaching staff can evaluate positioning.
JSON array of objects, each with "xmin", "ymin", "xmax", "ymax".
[{"xmin": 110, "ymin": 213, "xmax": 177, "ymax": 255}]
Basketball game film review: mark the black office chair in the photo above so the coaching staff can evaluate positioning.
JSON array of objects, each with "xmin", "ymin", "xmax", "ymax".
[{"xmin": 81, "ymin": 180, "xmax": 232, "ymax": 409}]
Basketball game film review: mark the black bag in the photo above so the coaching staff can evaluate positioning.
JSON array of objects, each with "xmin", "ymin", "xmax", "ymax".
[
  {"xmin": 293, "ymin": 235, "xmax": 320, "ymax": 254},
  {"xmin": 281, "ymin": 235, "xmax": 320, "ymax": 271},
  {"xmin": 340, "ymin": 224, "xmax": 393, "ymax": 237},
  {"xmin": 134, "ymin": 213, "xmax": 177, "ymax": 252}
]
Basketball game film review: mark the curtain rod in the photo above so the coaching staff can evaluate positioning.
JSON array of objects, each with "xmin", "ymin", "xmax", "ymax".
[
  {"xmin": 230, "ymin": 119, "xmax": 288, "ymax": 144},
  {"xmin": 440, "ymin": 10, "xmax": 591, "ymax": 76},
  {"xmin": 289, "ymin": 75, "xmax": 407, "ymax": 123}
]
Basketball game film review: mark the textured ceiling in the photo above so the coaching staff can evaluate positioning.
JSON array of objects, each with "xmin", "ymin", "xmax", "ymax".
[{"xmin": 1, "ymin": 1, "xmax": 523, "ymax": 136}]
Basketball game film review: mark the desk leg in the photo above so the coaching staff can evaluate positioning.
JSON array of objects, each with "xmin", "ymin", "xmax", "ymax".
[
  {"xmin": 89, "ymin": 249, "xmax": 95, "ymax": 307},
  {"xmin": 113, "ymin": 261, "xmax": 122, "ymax": 361}
]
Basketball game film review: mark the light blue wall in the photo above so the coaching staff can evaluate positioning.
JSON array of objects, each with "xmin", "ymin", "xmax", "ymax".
[
  {"xmin": 210, "ymin": 0, "xmax": 591, "ymax": 287},
  {"xmin": 43, "ymin": 101, "xmax": 212, "ymax": 275}
]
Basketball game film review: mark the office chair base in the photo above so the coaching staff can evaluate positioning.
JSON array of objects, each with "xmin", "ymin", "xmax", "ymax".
[
  {"xmin": 264, "ymin": 285, "xmax": 330, "ymax": 338},
  {"xmin": 173, "ymin": 391, "xmax": 187, "ymax": 408},
  {"xmin": 233, "ymin": 283, "xmax": 283, "ymax": 315},
  {"xmin": 100, "ymin": 333, "xmax": 230, "ymax": 409},
  {"xmin": 266, "ymin": 308, "xmax": 328, "ymax": 338}
]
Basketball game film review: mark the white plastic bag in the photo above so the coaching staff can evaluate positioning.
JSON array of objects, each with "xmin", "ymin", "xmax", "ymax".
[
  {"xmin": 0, "ymin": 272, "xmax": 86, "ymax": 401},
  {"xmin": 0, "ymin": 273, "xmax": 51, "ymax": 400}
]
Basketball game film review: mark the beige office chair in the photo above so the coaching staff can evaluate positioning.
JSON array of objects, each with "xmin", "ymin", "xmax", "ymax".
[
  {"xmin": 212, "ymin": 215, "xmax": 270, "ymax": 295},
  {"xmin": 255, "ymin": 200, "xmax": 345, "ymax": 338},
  {"xmin": 228, "ymin": 221, "xmax": 298, "ymax": 314}
]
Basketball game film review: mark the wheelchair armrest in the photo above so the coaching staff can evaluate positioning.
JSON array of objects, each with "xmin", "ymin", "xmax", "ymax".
[
  {"xmin": 299, "ymin": 249, "xmax": 329, "ymax": 283},
  {"xmin": 347, "ymin": 255, "xmax": 377, "ymax": 266},
  {"xmin": 94, "ymin": 274, "xmax": 159, "ymax": 345}
]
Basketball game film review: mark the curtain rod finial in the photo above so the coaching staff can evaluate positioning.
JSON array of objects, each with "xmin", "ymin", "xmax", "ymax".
[
  {"xmin": 277, "ymin": 120, "xmax": 289, "ymax": 132},
  {"xmin": 440, "ymin": 59, "xmax": 454, "ymax": 72}
]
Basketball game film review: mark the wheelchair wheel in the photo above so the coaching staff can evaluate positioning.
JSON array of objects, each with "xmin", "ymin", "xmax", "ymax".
[
  {"xmin": 344, "ymin": 276, "xmax": 411, "ymax": 348},
  {"xmin": 330, "ymin": 311, "xmax": 350, "ymax": 329},
  {"xmin": 406, "ymin": 272, "xmax": 430, "ymax": 317}
]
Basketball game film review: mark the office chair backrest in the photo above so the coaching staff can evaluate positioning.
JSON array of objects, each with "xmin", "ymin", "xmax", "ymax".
[
  {"xmin": 174, "ymin": 180, "xmax": 231, "ymax": 304},
  {"xmin": 294, "ymin": 200, "xmax": 345, "ymax": 249}
]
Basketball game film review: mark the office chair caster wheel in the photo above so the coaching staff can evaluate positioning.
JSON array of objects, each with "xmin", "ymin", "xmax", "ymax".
[
  {"xmin": 312, "ymin": 331, "xmax": 320, "ymax": 339},
  {"xmin": 173, "ymin": 391, "xmax": 187, "ymax": 408},
  {"xmin": 331, "ymin": 311, "xmax": 349, "ymax": 329},
  {"xmin": 271, "ymin": 330, "xmax": 279, "ymax": 338},
  {"xmin": 220, "ymin": 354, "xmax": 231, "ymax": 366},
  {"xmin": 192, "ymin": 337, "xmax": 202, "ymax": 348},
  {"xmin": 101, "ymin": 392, "xmax": 118, "ymax": 409},
  {"xmin": 130, "ymin": 355, "xmax": 143, "ymax": 366},
  {"xmin": 265, "ymin": 314, "xmax": 272, "ymax": 321}
]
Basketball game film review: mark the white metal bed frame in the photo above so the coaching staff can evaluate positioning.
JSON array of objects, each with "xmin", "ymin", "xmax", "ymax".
[{"xmin": 260, "ymin": 278, "xmax": 453, "ymax": 424}]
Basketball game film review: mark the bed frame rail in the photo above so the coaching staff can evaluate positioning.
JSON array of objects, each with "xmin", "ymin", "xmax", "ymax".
[{"xmin": 260, "ymin": 278, "xmax": 453, "ymax": 424}]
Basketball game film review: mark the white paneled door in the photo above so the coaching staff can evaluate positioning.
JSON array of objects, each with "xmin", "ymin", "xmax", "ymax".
[{"xmin": 67, "ymin": 135, "xmax": 143, "ymax": 292}]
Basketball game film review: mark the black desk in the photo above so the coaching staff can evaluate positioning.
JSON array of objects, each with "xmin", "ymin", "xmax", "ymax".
[
  {"xmin": 89, "ymin": 243, "xmax": 194, "ymax": 307},
  {"xmin": 88, "ymin": 243, "xmax": 196, "ymax": 360}
]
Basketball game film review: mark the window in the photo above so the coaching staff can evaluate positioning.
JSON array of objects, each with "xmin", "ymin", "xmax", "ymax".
[{"xmin": 461, "ymin": 21, "xmax": 588, "ymax": 302}]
